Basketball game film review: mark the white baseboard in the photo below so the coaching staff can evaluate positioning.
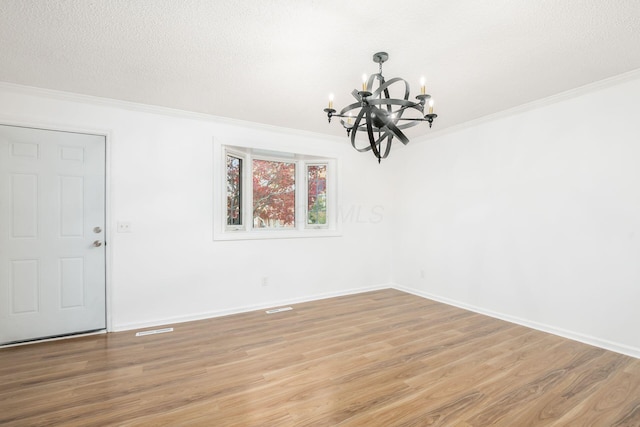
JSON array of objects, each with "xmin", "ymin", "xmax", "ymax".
[
  {"xmin": 112, "ymin": 283, "xmax": 390, "ymax": 333},
  {"xmin": 113, "ymin": 282, "xmax": 639, "ymax": 360},
  {"xmin": 391, "ymin": 283, "xmax": 640, "ymax": 360}
]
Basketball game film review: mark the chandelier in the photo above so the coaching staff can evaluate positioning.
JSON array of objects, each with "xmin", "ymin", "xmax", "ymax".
[{"xmin": 323, "ymin": 52, "xmax": 437, "ymax": 163}]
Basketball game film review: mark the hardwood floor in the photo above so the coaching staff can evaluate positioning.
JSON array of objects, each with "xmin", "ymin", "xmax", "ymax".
[{"xmin": 1, "ymin": 289, "xmax": 639, "ymax": 426}]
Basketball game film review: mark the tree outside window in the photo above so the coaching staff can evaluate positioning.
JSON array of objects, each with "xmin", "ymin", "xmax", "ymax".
[
  {"xmin": 226, "ymin": 155, "xmax": 242, "ymax": 226},
  {"xmin": 220, "ymin": 146, "xmax": 335, "ymax": 239},
  {"xmin": 252, "ymin": 159, "xmax": 295, "ymax": 228},
  {"xmin": 307, "ymin": 165, "xmax": 327, "ymax": 225}
]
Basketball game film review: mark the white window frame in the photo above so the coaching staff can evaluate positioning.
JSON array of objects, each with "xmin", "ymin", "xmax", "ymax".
[
  {"xmin": 305, "ymin": 162, "xmax": 329, "ymax": 230},
  {"xmin": 214, "ymin": 141, "xmax": 340, "ymax": 241},
  {"xmin": 225, "ymin": 149, "xmax": 246, "ymax": 232}
]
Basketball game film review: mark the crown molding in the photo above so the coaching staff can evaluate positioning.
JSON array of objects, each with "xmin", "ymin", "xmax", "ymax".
[
  {"xmin": 4, "ymin": 67, "xmax": 640, "ymax": 148},
  {"xmin": 0, "ymin": 81, "xmax": 346, "ymax": 143},
  {"xmin": 413, "ymin": 67, "xmax": 640, "ymax": 143}
]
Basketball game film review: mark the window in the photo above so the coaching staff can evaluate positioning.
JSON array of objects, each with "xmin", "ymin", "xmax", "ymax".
[
  {"xmin": 216, "ymin": 145, "xmax": 339, "ymax": 240},
  {"xmin": 252, "ymin": 159, "xmax": 296, "ymax": 229},
  {"xmin": 307, "ymin": 164, "xmax": 327, "ymax": 226},
  {"xmin": 226, "ymin": 155, "xmax": 242, "ymax": 226}
]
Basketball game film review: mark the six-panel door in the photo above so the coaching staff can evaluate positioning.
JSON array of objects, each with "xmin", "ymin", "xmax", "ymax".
[{"xmin": 0, "ymin": 125, "xmax": 106, "ymax": 345}]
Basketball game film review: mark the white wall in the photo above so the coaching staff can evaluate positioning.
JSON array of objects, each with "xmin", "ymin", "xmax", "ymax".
[
  {"xmin": 3, "ymin": 72, "xmax": 640, "ymax": 358},
  {"xmin": 0, "ymin": 84, "xmax": 394, "ymax": 331},
  {"xmin": 389, "ymin": 72, "xmax": 640, "ymax": 358}
]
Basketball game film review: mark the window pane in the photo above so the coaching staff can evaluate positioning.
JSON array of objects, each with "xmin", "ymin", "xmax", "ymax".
[
  {"xmin": 307, "ymin": 165, "xmax": 327, "ymax": 225},
  {"xmin": 226, "ymin": 155, "xmax": 242, "ymax": 226},
  {"xmin": 253, "ymin": 159, "xmax": 296, "ymax": 228}
]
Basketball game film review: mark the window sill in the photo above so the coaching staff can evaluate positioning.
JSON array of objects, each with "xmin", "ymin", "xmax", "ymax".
[{"xmin": 213, "ymin": 228, "xmax": 342, "ymax": 241}]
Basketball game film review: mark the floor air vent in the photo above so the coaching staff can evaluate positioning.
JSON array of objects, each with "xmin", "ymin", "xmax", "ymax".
[
  {"xmin": 135, "ymin": 327, "xmax": 174, "ymax": 337},
  {"xmin": 265, "ymin": 307, "xmax": 293, "ymax": 314}
]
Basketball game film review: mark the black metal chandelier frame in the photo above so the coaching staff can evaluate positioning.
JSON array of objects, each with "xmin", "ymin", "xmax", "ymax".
[{"xmin": 324, "ymin": 52, "xmax": 437, "ymax": 163}]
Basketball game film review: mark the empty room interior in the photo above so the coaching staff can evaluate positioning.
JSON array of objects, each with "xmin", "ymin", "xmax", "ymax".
[{"xmin": 1, "ymin": 1, "xmax": 640, "ymax": 425}]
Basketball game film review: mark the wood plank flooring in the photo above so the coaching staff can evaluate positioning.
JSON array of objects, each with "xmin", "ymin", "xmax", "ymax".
[{"xmin": 1, "ymin": 289, "xmax": 639, "ymax": 426}]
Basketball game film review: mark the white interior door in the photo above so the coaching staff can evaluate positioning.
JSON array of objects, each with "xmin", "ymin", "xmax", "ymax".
[{"xmin": 0, "ymin": 124, "xmax": 106, "ymax": 345}]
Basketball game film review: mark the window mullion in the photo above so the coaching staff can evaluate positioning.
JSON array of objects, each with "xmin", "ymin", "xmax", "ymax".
[
  {"xmin": 245, "ymin": 152, "xmax": 253, "ymax": 231},
  {"xmin": 297, "ymin": 160, "xmax": 305, "ymax": 231}
]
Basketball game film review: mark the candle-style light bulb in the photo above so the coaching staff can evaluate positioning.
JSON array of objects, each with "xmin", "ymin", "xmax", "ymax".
[
  {"xmin": 428, "ymin": 99, "xmax": 434, "ymax": 114},
  {"xmin": 328, "ymin": 93, "xmax": 334, "ymax": 109},
  {"xmin": 347, "ymin": 112, "xmax": 352, "ymax": 125},
  {"xmin": 362, "ymin": 74, "xmax": 368, "ymax": 91},
  {"xmin": 420, "ymin": 76, "xmax": 426, "ymax": 95}
]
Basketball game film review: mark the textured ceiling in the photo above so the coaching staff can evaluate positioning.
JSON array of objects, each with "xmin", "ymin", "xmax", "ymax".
[{"xmin": 1, "ymin": 1, "xmax": 640, "ymax": 138}]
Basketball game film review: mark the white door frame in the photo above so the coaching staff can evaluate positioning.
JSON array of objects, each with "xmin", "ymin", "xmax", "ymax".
[{"xmin": 0, "ymin": 117, "xmax": 113, "ymax": 335}]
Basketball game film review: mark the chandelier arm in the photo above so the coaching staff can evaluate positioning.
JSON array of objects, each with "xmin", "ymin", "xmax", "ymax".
[
  {"xmin": 349, "ymin": 108, "xmax": 374, "ymax": 153},
  {"xmin": 343, "ymin": 109, "xmax": 425, "ymax": 131},
  {"xmin": 393, "ymin": 101, "xmax": 423, "ymax": 116},
  {"xmin": 365, "ymin": 99, "xmax": 421, "ymax": 127},
  {"xmin": 371, "ymin": 76, "xmax": 413, "ymax": 122},
  {"xmin": 368, "ymin": 105, "xmax": 410, "ymax": 146},
  {"xmin": 371, "ymin": 133, "xmax": 393, "ymax": 160},
  {"xmin": 338, "ymin": 101, "xmax": 365, "ymax": 129},
  {"xmin": 383, "ymin": 86, "xmax": 392, "ymax": 115},
  {"xmin": 366, "ymin": 98, "xmax": 423, "ymax": 121},
  {"xmin": 365, "ymin": 109, "xmax": 382, "ymax": 161},
  {"xmin": 386, "ymin": 124, "xmax": 409, "ymax": 145},
  {"xmin": 339, "ymin": 102, "xmax": 365, "ymax": 116},
  {"xmin": 396, "ymin": 117, "xmax": 430, "ymax": 121},
  {"xmin": 381, "ymin": 135, "xmax": 393, "ymax": 159},
  {"xmin": 344, "ymin": 111, "xmax": 425, "ymax": 132},
  {"xmin": 370, "ymin": 133, "xmax": 393, "ymax": 161},
  {"xmin": 357, "ymin": 120, "xmax": 424, "ymax": 132},
  {"xmin": 369, "ymin": 77, "xmax": 409, "ymax": 101},
  {"xmin": 366, "ymin": 98, "xmax": 421, "ymax": 109},
  {"xmin": 364, "ymin": 99, "xmax": 426, "ymax": 130},
  {"xmin": 391, "ymin": 120, "xmax": 424, "ymax": 131}
]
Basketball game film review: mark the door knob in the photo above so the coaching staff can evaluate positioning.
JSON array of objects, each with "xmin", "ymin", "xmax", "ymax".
[{"xmin": 93, "ymin": 240, "xmax": 103, "ymax": 247}]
